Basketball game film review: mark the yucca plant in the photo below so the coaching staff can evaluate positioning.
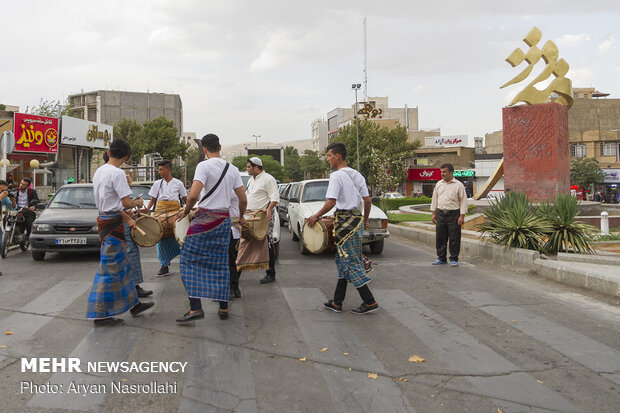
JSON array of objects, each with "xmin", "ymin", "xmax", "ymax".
[
  {"xmin": 538, "ymin": 194, "xmax": 597, "ymax": 254},
  {"xmin": 478, "ymin": 192, "xmax": 552, "ymax": 252}
]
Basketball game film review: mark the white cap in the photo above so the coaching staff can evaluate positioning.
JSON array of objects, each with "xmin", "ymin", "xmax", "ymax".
[{"xmin": 248, "ymin": 156, "xmax": 263, "ymax": 167}]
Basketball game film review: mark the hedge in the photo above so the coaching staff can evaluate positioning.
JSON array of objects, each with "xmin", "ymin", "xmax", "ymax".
[{"xmin": 372, "ymin": 196, "xmax": 432, "ymax": 211}]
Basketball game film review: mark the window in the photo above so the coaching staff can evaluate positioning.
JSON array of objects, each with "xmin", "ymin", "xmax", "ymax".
[
  {"xmin": 600, "ymin": 143, "xmax": 617, "ymax": 157},
  {"xmin": 302, "ymin": 182, "xmax": 329, "ymax": 202},
  {"xmin": 570, "ymin": 144, "xmax": 586, "ymax": 158}
]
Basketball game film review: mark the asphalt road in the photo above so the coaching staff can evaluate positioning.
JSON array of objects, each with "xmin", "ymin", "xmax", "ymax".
[{"xmin": 0, "ymin": 226, "xmax": 619, "ymax": 413}]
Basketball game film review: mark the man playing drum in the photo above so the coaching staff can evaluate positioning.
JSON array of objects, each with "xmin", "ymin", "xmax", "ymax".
[
  {"xmin": 236, "ymin": 156, "xmax": 279, "ymax": 284},
  {"xmin": 307, "ymin": 142, "xmax": 379, "ymax": 314},
  {"xmin": 145, "ymin": 160, "xmax": 188, "ymax": 276},
  {"xmin": 86, "ymin": 140, "xmax": 155, "ymax": 326},
  {"xmin": 176, "ymin": 134, "xmax": 247, "ymax": 322}
]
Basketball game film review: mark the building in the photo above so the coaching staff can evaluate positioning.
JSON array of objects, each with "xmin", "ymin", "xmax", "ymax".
[
  {"xmin": 181, "ymin": 132, "xmax": 198, "ymax": 149},
  {"xmin": 313, "ymin": 96, "xmax": 435, "ymax": 152},
  {"xmin": 68, "ymin": 90, "xmax": 183, "ymax": 137}
]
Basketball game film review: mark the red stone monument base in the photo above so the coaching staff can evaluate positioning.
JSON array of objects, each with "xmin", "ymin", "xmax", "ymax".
[{"xmin": 502, "ymin": 103, "xmax": 570, "ymax": 201}]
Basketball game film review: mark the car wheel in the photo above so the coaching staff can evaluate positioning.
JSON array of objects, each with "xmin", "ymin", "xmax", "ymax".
[
  {"xmin": 369, "ymin": 239, "xmax": 384, "ymax": 254},
  {"xmin": 291, "ymin": 223, "xmax": 299, "ymax": 241},
  {"xmin": 299, "ymin": 230, "xmax": 309, "ymax": 255},
  {"xmin": 32, "ymin": 250, "xmax": 45, "ymax": 261}
]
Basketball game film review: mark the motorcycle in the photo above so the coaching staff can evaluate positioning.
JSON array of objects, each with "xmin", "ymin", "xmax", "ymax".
[{"xmin": 1, "ymin": 206, "xmax": 30, "ymax": 258}]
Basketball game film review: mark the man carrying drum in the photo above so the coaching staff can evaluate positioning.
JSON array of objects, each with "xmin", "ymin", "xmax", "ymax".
[
  {"xmin": 86, "ymin": 140, "xmax": 154, "ymax": 326},
  {"xmin": 236, "ymin": 156, "xmax": 279, "ymax": 284},
  {"xmin": 176, "ymin": 134, "xmax": 247, "ymax": 322},
  {"xmin": 307, "ymin": 142, "xmax": 379, "ymax": 315},
  {"xmin": 145, "ymin": 160, "xmax": 188, "ymax": 276}
]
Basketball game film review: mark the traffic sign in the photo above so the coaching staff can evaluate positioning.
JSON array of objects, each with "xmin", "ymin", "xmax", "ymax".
[{"xmin": 0, "ymin": 130, "xmax": 15, "ymax": 155}]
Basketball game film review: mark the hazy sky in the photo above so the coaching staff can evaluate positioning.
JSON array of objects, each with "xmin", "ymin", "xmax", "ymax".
[{"xmin": 3, "ymin": 1, "xmax": 619, "ymax": 145}]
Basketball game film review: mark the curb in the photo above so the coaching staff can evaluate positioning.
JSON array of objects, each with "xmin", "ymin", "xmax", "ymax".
[{"xmin": 389, "ymin": 223, "xmax": 620, "ymax": 298}]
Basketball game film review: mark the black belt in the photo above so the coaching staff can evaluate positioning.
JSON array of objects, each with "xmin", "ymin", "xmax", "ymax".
[{"xmin": 437, "ymin": 209, "xmax": 459, "ymax": 214}]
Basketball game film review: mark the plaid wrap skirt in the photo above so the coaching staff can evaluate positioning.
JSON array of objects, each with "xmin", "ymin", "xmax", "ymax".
[
  {"xmin": 180, "ymin": 211, "xmax": 231, "ymax": 302},
  {"xmin": 335, "ymin": 226, "xmax": 372, "ymax": 288},
  {"xmin": 86, "ymin": 215, "xmax": 138, "ymax": 319},
  {"xmin": 124, "ymin": 223, "xmax": 143, "ymax": 285}
]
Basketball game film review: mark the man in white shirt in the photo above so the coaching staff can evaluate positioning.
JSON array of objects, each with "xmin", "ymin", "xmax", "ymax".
[
  {"xmin": 146, "ymin": 160, "xmax": 188, "ymax": 276},
  {"xmin": 308, "ymin": 142, "xmax": 379, "ymax": 315},
  {"xmin": 240, "ymin": 156, "xmax": 279, "ymax": 284},
  {"xmin": 176, "ymin": 134, "xmax": 247, "ymax": 322},
  {"xmin": 430, "ymin": 163, "xmax": 468, "ymax": 267},
  {"xmin": 86, "ymin": 140, "xmax": 154, "ymax": 326}
]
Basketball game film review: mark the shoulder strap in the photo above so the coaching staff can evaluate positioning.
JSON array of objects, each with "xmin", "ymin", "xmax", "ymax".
[{"xmin": 199, "ymin": 162, "xmax": 230, "ymax": 204}]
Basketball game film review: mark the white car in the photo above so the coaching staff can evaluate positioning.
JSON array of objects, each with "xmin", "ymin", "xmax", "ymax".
[
  {"xmin": 239, "ymin": 170, "xmax": 281, "ymax": 258},
  {"xmin": 287, "ymin": 179, "xmax": 389, "ymax": 254},
  {"xmin": 381, "ymin": 192, "xmax": 404, "ymax": 199}
]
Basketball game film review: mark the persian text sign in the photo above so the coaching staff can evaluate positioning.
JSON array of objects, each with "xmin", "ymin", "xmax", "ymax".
[
  {"xmin": 603, "ymin": 169, "xmax": 620, "ymax": 184},
  {"xmin": 13, "ymin": 113, "xmax": 59, "ymax": 153},
  {"xmin": 407, "ymin": 168, "xmax": 441, "ymax": 181},
  {"xmin": 424, "ymin": 135, "xmax": 469, "ymax": 148},
  {"xmin": 61, "ymin": 116, "xmax": 113, "ymax": 149}
]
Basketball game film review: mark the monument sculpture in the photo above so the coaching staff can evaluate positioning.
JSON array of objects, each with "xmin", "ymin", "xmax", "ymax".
[{"xmin": 474, "ymin": 26, "xmax": 573, "ymax": 201}]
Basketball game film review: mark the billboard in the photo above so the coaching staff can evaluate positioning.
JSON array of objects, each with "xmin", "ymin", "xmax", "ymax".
[
  {"xmin": 61, "ymin": 116, "xmax": 113, "ymax": 149},
  {"xmin": 13, "ymin": 113, "xmax": 59, "ymax": 153},
  {"xmin": 407, "ymin": 168, "xmax": 441, "ymax": 181},
  {"xmin": 424, "ymin": 135, "xmax": 469, "ymax": 148}
]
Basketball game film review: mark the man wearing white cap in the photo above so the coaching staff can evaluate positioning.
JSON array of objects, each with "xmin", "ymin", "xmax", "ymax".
[{"xmin": 237, "ymin": 156, "xmax": 279, "ymax": 284}]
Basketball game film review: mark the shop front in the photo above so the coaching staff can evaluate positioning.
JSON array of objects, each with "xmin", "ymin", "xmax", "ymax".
[
  {"xmin": 453, "ymin": 170, "xmax": 475, "ymax": 198},
  {"xmin": 601, "ymin": 169, "xmax": 620, "ymax": 204},
  {"xmin": 406, "ymin": 168, "xmax": 441, "ymax": 197}
]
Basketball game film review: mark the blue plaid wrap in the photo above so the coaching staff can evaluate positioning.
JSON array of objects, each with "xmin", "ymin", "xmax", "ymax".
[
  {"xmin": 124, "ymin": 223, "xmax": 143, "ymax": 285},
  {"xmin": 157, "ymin": 237, "xmax": 180, "ymax": 266},
  {"xmin": 335, "ymin": 226, "xmax": 372, "ymax": 288},
  {"xmin": 86, "ymin": 213, "xmax": 138, "ymax": 319},
  {"xmin": 180, "ymin": 215, "xmax": 231, "ymax": 302}
]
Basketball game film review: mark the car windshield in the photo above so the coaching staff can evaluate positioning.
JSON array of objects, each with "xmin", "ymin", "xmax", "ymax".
[
  {"xmin": 302, "ymin": 182, "xmax": 328, "ymax": 202},
  {"xmin": 49, "ymin": 187, "xmax": 97, "ymax": 209},
  {"xmin": 131, "ymin": 186, "xmax": 152, "ymax": 201}
]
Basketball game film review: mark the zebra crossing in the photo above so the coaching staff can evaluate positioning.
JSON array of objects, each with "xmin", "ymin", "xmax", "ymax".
[{"xmin": 0, "ymin": 257, "xmax": 619, "ymax": 412}]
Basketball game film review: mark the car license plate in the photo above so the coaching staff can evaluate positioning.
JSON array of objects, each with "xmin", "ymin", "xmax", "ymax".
[{"xmin": 55, "ymin": 237, "xmax": 87, "ymax": 245}]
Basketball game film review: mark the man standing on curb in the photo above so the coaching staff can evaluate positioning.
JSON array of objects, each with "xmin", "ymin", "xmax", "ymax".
[{"xmin": 430, "ymin": 163, "xmax": 468, "ymax": 267}]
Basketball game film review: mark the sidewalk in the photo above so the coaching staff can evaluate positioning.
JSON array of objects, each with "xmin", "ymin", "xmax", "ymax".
[{"xmin": 389, "ymin": 222, "xmax": 620, "ymax": 298}]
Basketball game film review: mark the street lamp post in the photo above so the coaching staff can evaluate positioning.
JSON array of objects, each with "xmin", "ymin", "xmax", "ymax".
[
  {"xmin": 352, "ymin": 83, "xmax": 361, "ymax": 171},
  {"xmin": 252, "ymin": 134, "xmax": 261, "ymax": 148}
]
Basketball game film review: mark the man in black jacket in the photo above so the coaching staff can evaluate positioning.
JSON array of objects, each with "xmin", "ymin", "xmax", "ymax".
[{"xmin": 14, "ymin": 178, "xmax": 39, "ymax": 237}]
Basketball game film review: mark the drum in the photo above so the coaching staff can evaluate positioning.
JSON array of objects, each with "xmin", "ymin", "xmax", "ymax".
[
  {"xmin": 131, "ymin": 215, "xmax": 163, "ymax": 247},
  {"xmin": 302, "ymin": 217, "xmax": 334, "ymax": 254},
  {"xmin": 241, "ymin": 210, "xmax": 269, "ymax": 240},
  {"xmin": 156, "ymin": 209, "xmax": 180, "ymax": 239},
  {"xmin": 174, "ymin": 211, "xmax": 194, "ymax": 245}
]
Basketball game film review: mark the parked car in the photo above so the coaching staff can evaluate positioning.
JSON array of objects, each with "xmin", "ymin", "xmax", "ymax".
[
  {"xmin": 381, "ymin": 192, "xmax": 404, "ymax": 199},
  {"xmin": 30, "ymin": 184, "xmax": 101, "ymax": 260},
  {"xmin": 277, "ymin": 183, "xmax": 292, "ymax": 225},
  {"xmin": 130, "ymin": 182, "xmax": 155, "ymax": 203},
  {"xmin": 288, "ymin": 179, "xmax": 389, "ymax": 254}
]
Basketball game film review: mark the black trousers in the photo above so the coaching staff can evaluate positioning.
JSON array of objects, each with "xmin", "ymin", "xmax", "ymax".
[
  {"xmin": 435, "ymin": 209, "xmax": 461, "ymax": 262},
  {"xmin": 266, "ymin": 237, "xmax": 276, "ymax": 277},
  {"xmin": 18, "ymin": 209, "xmax": 36, "ymax": 237},
  {"xmin": 333, "ymin": 278, "xmax": 375, "ymax": 306},
  {"xmin": 189, "ymin": 297, "xmax": 228, "ymax": 311},
  {"xmin": 229, "ymin": 235, "xmax": 241, "ymax": 288}
]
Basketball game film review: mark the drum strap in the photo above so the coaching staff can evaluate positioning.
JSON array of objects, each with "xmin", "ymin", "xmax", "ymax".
[{"xmin": 199, "ymin": 162, "xmax": 230, "ymax": 204}]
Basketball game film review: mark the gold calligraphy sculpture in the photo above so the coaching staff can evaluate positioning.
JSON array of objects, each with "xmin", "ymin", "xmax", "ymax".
[{"xmin": 501, "ymin": 27, "xmax": 573, "ymax": 108}]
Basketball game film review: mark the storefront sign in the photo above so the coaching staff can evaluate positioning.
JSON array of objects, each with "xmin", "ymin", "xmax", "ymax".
[
  {"xmin": 13, "ymin": 113, "xmax": 58, "ymax": 153},
  {"xmin": 61, "ymin": 116, "xmax": 113, "ymax": 149},
  {"xmin": 407, "ymin": 168, "xmax": 441, "ymax": 181},
  {"xmin": 454, "ymin": 170, "xmax": 475, "ymax": 178},
  {"xmin": 603, "ymin": 169, "xmax": 620, "ymax": 183},
  {"xmin": 425, "ymin": 135, "xmax": 469, "ymax": 148}
]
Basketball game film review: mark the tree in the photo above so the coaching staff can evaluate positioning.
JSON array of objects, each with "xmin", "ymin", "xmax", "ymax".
[
  {"xmin": 232, "ymin": 154, "xmax": 285, "ymax": 181},
  {"xmin": 113, "ymin": 116, "xmax": 189, "ymax": 165},
  {"xmin": 26, "ymin": 98, "xmax": 75, "ymax": 117},
  {"xmin": 283, "ymin": 146, "xmax": 303, "ymax": 181},
  {"xmin": 183, "ymin": 147, "xmax": 201, "ymax": 184},
  {"xmin": 570, "ymin": 157, "xmax": 604, "ymax": 189},
  {"xmin": 332, "ymin": 119, "xmax": 420, "ymax": 193},
  {"xmin": 300, "ymin": 150, "xmax": 328, "ymax": 179}
]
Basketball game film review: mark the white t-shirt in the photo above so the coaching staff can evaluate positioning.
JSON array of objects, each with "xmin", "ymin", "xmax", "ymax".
[
  {"xmin": 93, "ymin": 163, "xmax": 132, "ymax": 212},
  {"xmin": 17, "ymin": 190, "xmax": 28, "ymax": 208},
  {"xmin": 193, "ymin": 157, "xmax": 243, "ymax": 210},
  {"xmin": 325, "ymin": 167, "xmax": 369, "ymax": 210},
  {"xmin": 229, "ymin": 192, "xmax": 240, "ymax": 239},
  {"xmin": 148, "ymin": 178, "xmax": 187, "ymax": 201},
  {"xmin": 246, "ymin": 171, "xmax": 279, "ymax": 210}
]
